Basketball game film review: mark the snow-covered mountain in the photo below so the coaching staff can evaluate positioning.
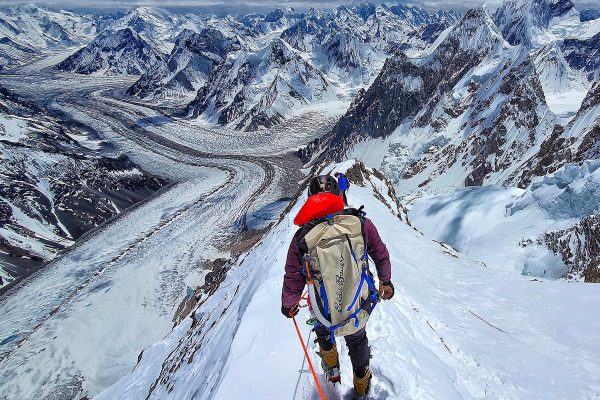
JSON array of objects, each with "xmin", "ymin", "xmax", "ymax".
[
  {"xmin": 0, "ymin": 86, "xmax": 164, "ymax": 288},
  {"xmin": 494, "ymin": 0, "xmax": 600, "ymax": 46},
  {"xmin": 0, "ymin": 4, "xmax": 99, "ymax": 69},
  {"xmin": 312, "ymin": 2, "xmax": 597, "ymax": 193},
  {"xmin": 239, "ymin": 7, "xmax": 303, "ymax": 35},
  {"xmin": 45, "ymin": 3, "xmax": 457, "ymax": 127},
  {"xmin": 108, "ymin": 6, "xmax": 185, "ymax": 54},
  {"xmin": 183, "ymin": 3, "xmax": 458, "ymax": 130},
  {"xmin": 188, "ymin": 38, "xmax": 336, "ymax": 130},
  {"xmin": 343, "ymin": 8, "xmax": 505, "ymax": 136},
  {"xmin": 493, "ymin": 0, "xmax": 578, "ymax": 46},
  {"xmin": 95, "ymin": 160, "xmax": 600, "ymax": 399},
  {"xmin": 55, "ymin": 27, "xmax": 165, "ymax": 75},
  {"xmin": 127, "ymin": 27, "xmax": 242, "ymax": 99}
]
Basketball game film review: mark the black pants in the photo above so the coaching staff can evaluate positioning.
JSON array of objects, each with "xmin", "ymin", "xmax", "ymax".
[
  {"xmin": 315, "ymin": 326, "xmax": 370, "ymax": 376},
  {"xmin": 342, "ymin": 191, "xmax": 348, "ymax": 206}
]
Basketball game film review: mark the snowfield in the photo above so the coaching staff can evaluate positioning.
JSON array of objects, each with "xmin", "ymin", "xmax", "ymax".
[
  {"xmin": 409, "ymin": 161, "xmax": 600, "ymax": 278},
  {"xmin": 97, "ymin": 161, "xmax": 600, "ymax": 400}
]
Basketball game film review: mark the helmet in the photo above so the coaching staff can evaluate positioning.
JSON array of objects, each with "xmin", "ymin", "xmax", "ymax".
[{"xmin": 308, "ymin": 175, "xmax": 342, "ymax": 197}]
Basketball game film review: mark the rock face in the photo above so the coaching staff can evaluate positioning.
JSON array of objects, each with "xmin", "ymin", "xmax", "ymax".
[
  {"xmin": 127, "ymin": 28, "xmax": 241, "ymax": 98},
  {"xmin": 580, "ymin": 9, "xmax": 600, "ymax": 22},
  {"xmin": 344, "ymin": 161, "xmax": 411, "ymax": 225},
  {"xmin": 561, "ymin": 32, "xmax": 600, "ymax": 82},
  {"xmin": 0, "ymin": 87, "xmax": 165, "ymax": 286},
  {"xmin": 56, "ymin": 28, "xmax": 165, "ymax": 75},
  {"xmin": 544, "ymin": 215, "xmax": 600, "ymax": 282},
  {"xmin": 517, "ymin": 81, "xmax": 600, "ymax": 186}
]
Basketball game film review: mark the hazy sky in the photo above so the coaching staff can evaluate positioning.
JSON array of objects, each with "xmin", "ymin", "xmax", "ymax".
[{"xmin": 0, "ymin": 0, "xmax": 597, "ymax": 13}]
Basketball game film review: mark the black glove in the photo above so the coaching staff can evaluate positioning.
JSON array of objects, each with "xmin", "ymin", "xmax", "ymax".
[
  {"xmin": 379, "ymin": 281, "xmax": 394, "ymax": 300},
  {"xmin": 281, "ymin": 303, "xmax": 299, "ymax": 318}
]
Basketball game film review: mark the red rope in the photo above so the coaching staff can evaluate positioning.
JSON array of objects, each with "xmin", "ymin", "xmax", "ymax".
[{"xmin": 292, "ymin": 315, "xmax": 326, "ymax": 400}]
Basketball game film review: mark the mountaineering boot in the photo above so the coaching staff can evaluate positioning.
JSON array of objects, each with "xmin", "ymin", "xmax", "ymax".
[
  {"xmin": 353, "ymin": 367, "xmax": 372, "ymax": 399},
  {"xmin": 317, "ymin": 343, "xmax": 341, "ymax": 383}
]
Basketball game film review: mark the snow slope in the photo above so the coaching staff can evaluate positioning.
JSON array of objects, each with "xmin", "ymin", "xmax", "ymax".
[
  {"xmin": 409, "ymin": 160, "xmax": 600, "ymax": 280},
  {"xmin": 97, "ymin": 161, "xmax": 600, "ymax": 400},
  {"xmin": 0, "ymin": 4, "xmax": 99, "ymax": 69}
]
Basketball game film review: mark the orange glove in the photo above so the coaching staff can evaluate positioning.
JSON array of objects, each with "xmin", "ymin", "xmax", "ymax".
[{"xmin": 379, "ymin": 281, "xmax": 395, "ymax": 300}]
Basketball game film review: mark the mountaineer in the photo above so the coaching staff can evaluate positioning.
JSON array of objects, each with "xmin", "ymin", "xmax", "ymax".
[
  {"xmin": 334, "ymin": 171, "xmax": 350, "ymax": 205},
  {"xmin": 281, "ymin": 174, "xmax": 394, "ymax": 399}
]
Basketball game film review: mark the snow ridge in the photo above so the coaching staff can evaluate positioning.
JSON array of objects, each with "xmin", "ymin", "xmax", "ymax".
[{"xmin": 97, "ymin": 160, "xmax": 600, "ymax": 400}]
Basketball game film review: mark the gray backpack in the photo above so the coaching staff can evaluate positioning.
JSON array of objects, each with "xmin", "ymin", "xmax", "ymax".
[{"xmin": 297, "ymin": 209, "xmax": 379, "ymax": 340}]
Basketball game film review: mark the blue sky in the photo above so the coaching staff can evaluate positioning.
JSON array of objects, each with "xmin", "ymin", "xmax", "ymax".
[{"xmin": 0, "ymin": 0, "xmax": 597, "ymax": 13}]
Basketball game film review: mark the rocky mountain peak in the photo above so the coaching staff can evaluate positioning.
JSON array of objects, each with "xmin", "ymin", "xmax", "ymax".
[
  {"xmin": 56, "ymin": 27, "xmax": 164, "ymax": 75},
  {"xmin": 493, "ymin": 0, "xmax": 579, "ymax": 46},
  {"xmin": 438, "ymin": 7, "xmax": 506, "ymax": 55}
]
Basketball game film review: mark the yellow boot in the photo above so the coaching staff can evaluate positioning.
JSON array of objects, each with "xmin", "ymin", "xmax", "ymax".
[
  {"xmin": 353, "ymin": 368, "xmax": 372, "ymax": 398},
  {"xmin": 317, "ymin": 344, "xmax": 340, "ymax": 383}
]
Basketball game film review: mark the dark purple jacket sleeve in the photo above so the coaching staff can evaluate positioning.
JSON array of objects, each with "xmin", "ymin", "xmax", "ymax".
[
  {"xmin": 281, "ymin": 233, "xmax": 305, "ymax": 308},
  {"xmin": 364, "ymin": 218, "xmax": 392, "ymax": 282}
]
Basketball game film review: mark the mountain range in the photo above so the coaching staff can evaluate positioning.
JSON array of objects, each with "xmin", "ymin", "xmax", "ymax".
[
  {"xmin": 302, "ymin": 0, "xmax": 599, "ymax": 281},
  {"xmin": 0, "ymin": 0, "xmax": 599, "ymax": 399},
  {"xmin": 12, "ymin": 4, "xmax": 459, "ymax": 130}
]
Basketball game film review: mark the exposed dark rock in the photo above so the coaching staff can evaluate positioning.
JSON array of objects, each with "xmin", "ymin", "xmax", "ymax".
[
  {"xmin": 516, "ymin": 81, "xmax": 600, "ymax": 187},
  {"xmin": 544, "ymin": 215, "xmax": 600, "ymax": 282},
  {"xmin": 580, "ymin": 9, "xmax": 600, "ymax": 22},
  {"xmin": 0, "ymin": 86, "xmax": 166, "ymax": 286}
]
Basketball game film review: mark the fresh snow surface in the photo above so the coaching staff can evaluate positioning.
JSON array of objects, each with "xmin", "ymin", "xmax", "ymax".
[
  {"xmin": 544, "ymin": 89, "xmax": 589, "ymax": 118},
  {"xmin": 98, "ymin": 161, "xmax": 600, "ymax": 400},
  {"xmin": 0, "ymin": 115, "xmax": 27, "ymax": 143},
  {"xmin": 409, "ymin": 161, "xmax": 600, "ymax": 278}
]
